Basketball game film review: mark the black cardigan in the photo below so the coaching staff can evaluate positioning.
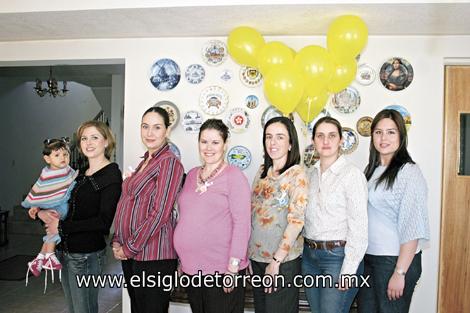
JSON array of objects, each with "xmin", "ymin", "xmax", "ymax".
[{"xmin": 58, "ymin": 163, "xmax": 122, "ymax": 253}]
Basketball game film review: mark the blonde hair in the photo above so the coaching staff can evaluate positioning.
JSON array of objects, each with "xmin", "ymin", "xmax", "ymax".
[{"xmin": 76, "ymin": 120, "xmax": 116, "ymax": 159}]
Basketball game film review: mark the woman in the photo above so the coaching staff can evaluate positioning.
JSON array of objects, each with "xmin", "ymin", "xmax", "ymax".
[
  {"xmin": 112, "ymin": 107, "xmax": 184, "ymax": 313},
  {"xmin": 174, "ymin": 119, "xmax": 251, "ymax": 313},
  {"xmin": 249, "ymin": 116, "xmax": 308, "ymax": 313},
  {"xmin": 42, "ymin": 120, "xmax": 122, "ymax": 313},
  {"xmin": 357, "ymin": 109, "xmax": 430, "ymax": 313},
  {"xmin": 302, "ymin": 116, "xmax": 368, "ymax": 313}
]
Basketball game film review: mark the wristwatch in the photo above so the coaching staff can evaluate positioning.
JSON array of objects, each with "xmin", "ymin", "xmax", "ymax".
[{"xmin": 394, "ymin": 267, "xmax": 406, "ymax": 276}]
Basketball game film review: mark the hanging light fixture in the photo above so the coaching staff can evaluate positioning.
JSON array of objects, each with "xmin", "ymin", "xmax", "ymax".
[{"xmin": 34, "ymin": 66, "xmax": 69, "ymax": 97}]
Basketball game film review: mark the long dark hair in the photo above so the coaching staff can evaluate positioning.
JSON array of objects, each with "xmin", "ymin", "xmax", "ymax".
[
  {"xmin": 260, "ymin": 116, "xmax": 300, "ymax": 179},
  {"xmin": 365, "ymin": 109, "xmax": 414, "ymax": 189}
]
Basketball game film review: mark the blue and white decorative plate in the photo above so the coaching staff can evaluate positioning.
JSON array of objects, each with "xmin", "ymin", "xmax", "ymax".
[
  {"xmin": 168, "ymin": 141, "xmax": 181, "ymax": 159},
  {"xmin": 260, "ymin": 106, "xmax": 294, "ymax": 128},
  {"xmin": 240, "ymin": 66, "xmax": 263, "ymax": 87},
  {"xmin": 181, "ymin": 110, "xmax": 204, "ymax": 133},
  {"xmin": 154, "ymin": 100, "xmax": 180, "ymax": 128},
  {"xmin": 332, "ymin": 86, "xmax": 360, "ymax": 114},
  {"xmin": 225, "ymin": 108, "xmax": 250, "ymax": 133},
  {"xmin": 220, "ymin": 69, "xmax": 233, "ymax": 82},
  {"xmin": 307, "ymin": 109, "xmax": 331, "ymax": 135},
  {"xmin": 245, "ymin": 95, "xmax": 259, "ymax": 109},
  {"xmin": 227, "ymin": 145, "xmax": 252, "ymax": 170},
  {"xmin": 202, "ymin": 40, "xmax": 227, "ymax": 66},
  {"xmin": 149, "ymin": 58, "xmax": 181, "ymax": 91},
  {"xmin": 185, "ymin": 64, "xmax": 205, "ymax": 84},
  {"xmin": 199, "ymin": 85, "xmax": 229, "ymax": 116},
  {"xmin": 341, "ymin": 127, "xmax": 359, "ymax": 154}
]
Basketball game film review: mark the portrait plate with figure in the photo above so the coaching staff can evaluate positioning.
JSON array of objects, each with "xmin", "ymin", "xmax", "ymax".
[
  {"xmin": 379, "ymin": 57, "xmax": 414, "ymax": 91},
  {"xmin": 341, "ymin": 127, "xmax": 359, "ymax": 154}
]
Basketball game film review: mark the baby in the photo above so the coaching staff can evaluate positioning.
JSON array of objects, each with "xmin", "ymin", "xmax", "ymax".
[{"xmin": 22, "ymin": 137, "xmax": 78, "ymax": 278}]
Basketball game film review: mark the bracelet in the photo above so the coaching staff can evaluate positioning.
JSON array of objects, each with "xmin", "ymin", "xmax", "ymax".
[
  {"xmin": 273, "ymin": 256, "xmax": 281, "ymax": 264},
  {"xmin": 394, "ymin": 267, "xmax": 406, "ymax": 276}
]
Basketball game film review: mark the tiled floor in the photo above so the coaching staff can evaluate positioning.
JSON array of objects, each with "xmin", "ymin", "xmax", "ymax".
[{"xmin": 0, "ymin": 234, "xmax": 122, "ymax": 313}]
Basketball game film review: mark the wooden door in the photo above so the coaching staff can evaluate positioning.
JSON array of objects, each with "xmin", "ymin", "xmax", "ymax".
[{"xmin": 439, "ymin": 66, "xmax": 470, "ymax": 312}]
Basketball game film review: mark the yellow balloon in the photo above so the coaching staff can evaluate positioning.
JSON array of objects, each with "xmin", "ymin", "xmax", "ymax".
[
  {"xmin": 227, "ymin": 26, "xmax": 265, "ymax": 67},
  {"xmin": 257, "ymin": 41, "xmax": 295, "ymax": 76},
  {"xmin": 294, "ymin": 45, "xmax": 333, "ymax": 89},
  {"xmin": 296, "ymin": 88, "xmax": 329, "ymax": 123},
  {"xmin": 327, "ymin": 56, "xmax": 357, "ymax": 93},
  {"xmin": 327, "ymin": 15, "xmax": 368, "ymax": 58},
  {"xmin": 264, "ymin": 65, "xmax": 305, "ymax": 115}
]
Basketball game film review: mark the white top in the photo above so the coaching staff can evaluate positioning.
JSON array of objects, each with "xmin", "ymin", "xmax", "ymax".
[
  {"xmin": 304, "ymin": 155, "xmax": 368, "ymax": 275},
  {"xmin": 366, "ymin": 163, "xmax": 430, "ymax": 256}
]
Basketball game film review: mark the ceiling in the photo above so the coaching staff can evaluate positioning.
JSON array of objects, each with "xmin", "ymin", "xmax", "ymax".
[
  {"xmin": 0, "ymin": 3, "xmax": 469, "ymax": 42},
  {"xmin": 0, "ymin": 2, "xmax": 468, "ymax": 87}
]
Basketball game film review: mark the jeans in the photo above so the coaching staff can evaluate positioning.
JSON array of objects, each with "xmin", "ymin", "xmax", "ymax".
[
  {"xmin": 251, "ymin": 257, "xmax": 301, "ymax": 313},
  {"xmin": 302, "ymin": 245, "xmax": 363, "ymax": 313},
  {"xmin": 357, "ymin": 252, "xmax": 422, "ymax": 313},
  {"xmin": 57, "ymin": 248, "xmax": 106, "ymax": 313}
]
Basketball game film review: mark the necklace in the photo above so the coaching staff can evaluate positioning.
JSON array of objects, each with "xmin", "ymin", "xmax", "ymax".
[{"xmin": 195, "ymin": 162, "xmax": 225, "ymax": 194}]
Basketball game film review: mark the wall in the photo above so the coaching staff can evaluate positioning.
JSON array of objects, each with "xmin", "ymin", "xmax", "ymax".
[
  {"xmin": 1, "ymin": 35, "xmax": 469, "ymax": 313},
  {"xmin": 0, "ymin": 80, "xmax": 101, "ymax": 211}
]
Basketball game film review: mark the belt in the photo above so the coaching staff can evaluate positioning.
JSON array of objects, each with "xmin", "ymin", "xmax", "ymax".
[{"xmin": 304, "ymin": 238, "xmax": 346, "ymax": 250}]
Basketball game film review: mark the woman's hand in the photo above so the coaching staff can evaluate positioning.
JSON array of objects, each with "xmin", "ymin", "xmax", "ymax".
[
  {"xmin": 28, "ymin": 207, "xmax": 40, "ymax": 219},
  {"xmin": 387, "ymin": 271, "xmax": 405, "ymax": 301},
  {"xmin": 112, "ymin": 243, "xmax": 127, "ymax": 261},
  {"xmin": 223, "ymin": 271, "xmax": 236, "ymax": 294},
  {"xmin": 264, "ymin": 261, "xmax": 280, "ymax": 293}
]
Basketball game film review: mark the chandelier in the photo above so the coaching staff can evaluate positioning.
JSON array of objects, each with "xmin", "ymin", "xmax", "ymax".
[{"xmin": 34, "ymin": 66, "xmax": 69, "ymax": 97}]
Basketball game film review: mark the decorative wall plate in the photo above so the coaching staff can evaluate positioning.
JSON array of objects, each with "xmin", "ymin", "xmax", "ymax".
[
  {"xmin": 341, "ymin": 127, "xmax": 359, "ymax": 154},
  {"xmin": 332, "ymin": 86, "xmax": 361, "ymax": 114},
  {"xmin": 154, "ymin": 100, "xmax": 180, "ymax": 128},
  {"xmin": 240, "ymin": 66, "xmax": 263, "ymax": 87},
  {"xmin": 303, "ymin": 144, "xmax": 320, "ymax": 168},
  {"xmin": 202, "ymin": 40, "xmax": 227, "ymax": 66},
  {"xmin": 307, "ymin": 109, "xmax": 332, "ymax": 135},
  {"xmin": 168, "ymin": 141, "xmax": 181, "ymax": 159},
  {"xmin": 181, "ymin": 110, "xmax": 204, "ymax": 133},
  {"xmin": 385, "ymin": 104, "xmax": 412, "ymax": 131},
  {"xmin": 261, "ymin": 106, "xmax": 294, "ymax": 128},
  {"xmin": 185, "ymin": 64, "xmax": 205, "ymax": 84},
  {"xmin": 227, "ymin": 145, "xmax": 252, "ymax": 170},
  {"xmin": 356, "ymin": 64, "xmax": 376, "ymax": 86},
  {"xmin": 356, "ymin": 116, "xmax": 373, "ymax": 137},
  {"xmin": 379, "ymin": 57, "xmax": 414, "ymax": 91},
  {"xmin": 245, "ymin": 95, "xmax": 259, "ymax": 109},
  {"xmin": 199, "ymin": 86, "xmax": 229, "ymax": 115},
  {"xmin": 149, "ymin": 58, "xmax": 181, "ymax": 91},
  {"xmin": 225, "ymin": 108, "xmax": 250, "ymax": 133},
  {"xmin": 220, "ymin": 69, "xmax": 233, "ymax": 82}
]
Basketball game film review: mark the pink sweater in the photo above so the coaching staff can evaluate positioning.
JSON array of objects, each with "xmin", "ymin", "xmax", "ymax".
[{"xmin": 174, "ymin": 165, "xmax": 251, "ymax": 275}]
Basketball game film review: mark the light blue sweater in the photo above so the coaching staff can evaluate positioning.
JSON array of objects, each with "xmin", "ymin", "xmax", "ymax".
[{"xmin": 366, "ymin": 163, "xmax": 430, "ymax": 255}]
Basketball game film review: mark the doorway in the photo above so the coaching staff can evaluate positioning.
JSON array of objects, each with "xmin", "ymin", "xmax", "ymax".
[{"xmin": 438, "ymin": 65, "xmax": 470, "ymax": 312}]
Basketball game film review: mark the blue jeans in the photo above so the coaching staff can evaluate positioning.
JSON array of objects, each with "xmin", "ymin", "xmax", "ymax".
[
  {"xmin": 302, "ymin": 245, "xmax": 363, "ymax": 313},
  {"xmin": 357, "ymin": 252, "xmax": 422, "ymax": 313},
  {"xmin": 57, "ymin": 248, "xmax": 106, "ymax": 313}
]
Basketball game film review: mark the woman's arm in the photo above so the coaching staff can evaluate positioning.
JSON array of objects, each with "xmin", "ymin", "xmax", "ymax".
[{"xmin": 387, "ymin": 240, "xmax": 418, "ymax": 300}]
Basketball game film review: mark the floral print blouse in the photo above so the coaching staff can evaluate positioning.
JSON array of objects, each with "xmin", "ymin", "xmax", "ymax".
[{"xmin": 249, "ymin": 164, "xmax": 308, "ymax": 263}]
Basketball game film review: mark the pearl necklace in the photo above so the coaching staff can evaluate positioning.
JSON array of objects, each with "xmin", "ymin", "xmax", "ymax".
[{"xmin": 196, "ymin": 162, "xmax": 225, "ymax": 194}]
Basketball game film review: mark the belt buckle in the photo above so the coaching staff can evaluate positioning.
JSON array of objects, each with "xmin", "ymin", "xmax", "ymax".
[{"xmin": 308, "ymin": 240, "xmax": 317, "ymax": 249}]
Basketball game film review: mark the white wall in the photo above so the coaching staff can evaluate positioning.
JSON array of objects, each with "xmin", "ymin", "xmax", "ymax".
[
  {"xmin": 1, "ymin": 35, "xmax": 470, "ymax": 312},
  {"xmin": 0, "ymin": 80, "xmax": 101, "ymax": 212}
]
